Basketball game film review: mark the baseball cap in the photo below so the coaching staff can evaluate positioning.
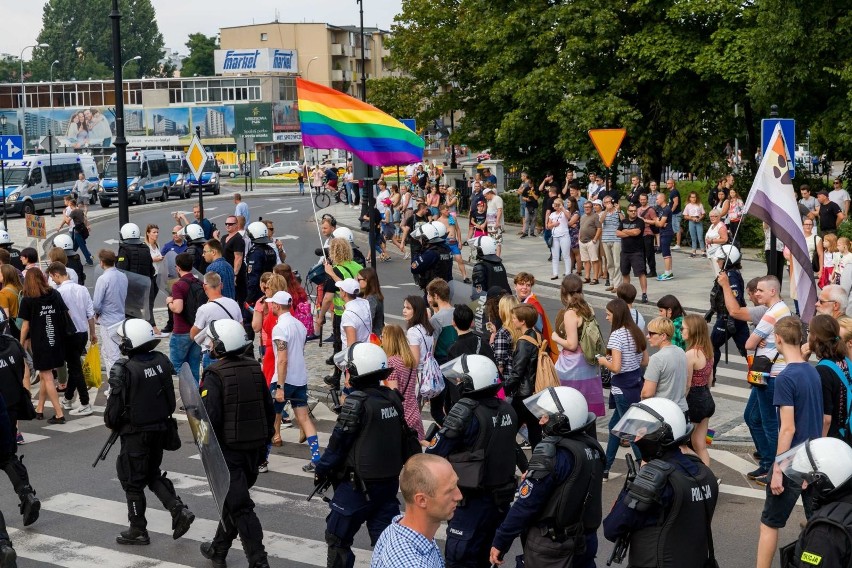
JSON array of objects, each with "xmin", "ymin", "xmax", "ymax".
[
  {"xmin": 483, "ymin": 188, "xmax": 494, "ymax": 195},
  {"xmin": 265, "ymin": 291, "xmax": 293, "ymax": 305},
  {"xmin": 592, "ymin": 199, "xmax": 603, "ymax": 206},
  {"xmin": 336, "ymin": 278, "xmax": 360, "ymax": 295}
]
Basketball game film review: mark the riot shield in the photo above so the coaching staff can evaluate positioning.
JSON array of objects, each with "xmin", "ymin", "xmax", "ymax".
[
  {"xmin": 178, "ymin": 363, "xmax": 230, "ymax": 519},
  {"xmin": 120, "ymin": 270, "xmax": 151, "ymax": 321},
  {"xmin": 449, "ymin": 280, "xmax": 489, "ymax": 338},
  {"xmin": 163, "ymin": 250, "xmax": 178, "ymax": 280}
]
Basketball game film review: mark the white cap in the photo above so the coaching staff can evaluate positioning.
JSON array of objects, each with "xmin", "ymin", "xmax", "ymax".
[
  {"xmin": 336, "ymin": 278, "xmax": 360, "ymax": 295},
  {"xmin": 483, "ymin": 187, "xmax": 494, "ymax": 195},
  {"xmin": 265, "ymin": 291, "xmax": 293, "ymax": 305},
  {"xmin": 592, "ymin": 199, "xmax": 603, "ymax": 206}
]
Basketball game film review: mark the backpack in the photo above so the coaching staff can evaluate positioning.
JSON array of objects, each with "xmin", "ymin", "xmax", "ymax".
[
  {"xmin": 818, "ymin": 358, "xmax": 852, "ymax": 442},
  {"xmin": 519, "ymin": 332, "xmax": 561, "ymax": 393},
  {"xmin": 181, "ymin": 278, "xmax": 207, "ymax": 326},
  {"xmin": 579, "ymin": 315, "xmax": 605, "ymax": 367},
  {"xmin": 415, "ymin": 328, "xmax": 445, "ymax": 400},
  {"xmin": 782, "ymin": 500, "xmax": 852, "ymax": 568}
]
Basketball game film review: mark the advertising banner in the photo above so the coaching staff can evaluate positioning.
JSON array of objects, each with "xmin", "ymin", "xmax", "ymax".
[
  {"xmin": 214, "ymin": 48, "xmax": 298, "ymax": 75},
  {"xmin": 233, "ymin": 103, "xmax": 273, "ymax": 142}
]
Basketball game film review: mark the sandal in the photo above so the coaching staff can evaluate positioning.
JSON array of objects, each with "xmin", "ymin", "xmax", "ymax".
[
  {"xmin": 583, "ymin": 278, "xmax": 591, "ymax": 284},
  {"xmin": 271, "ymin": 435, "xmax": 283, "ymax": 447},
  {"xmin": 590, "ymin": 280, "xmax": 599, "ymax": 285}
]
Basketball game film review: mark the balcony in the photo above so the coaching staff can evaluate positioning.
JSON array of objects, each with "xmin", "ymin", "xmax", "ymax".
[
  {"xmin": 331, "ymin": 43, "xmax": 343, "ymax": 56},
  {"xmin": 381, "ymin": 47, "xmax": 391, "ymax": 59},
  {"xmin": 363, "ymin": 49, "xmax": 372, "ymax": 60},
  {"xmin": 331, "ymin": 69, "xmax": 353, "ymax": 82}
]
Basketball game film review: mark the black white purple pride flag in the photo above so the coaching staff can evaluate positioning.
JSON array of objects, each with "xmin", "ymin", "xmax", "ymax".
[{"xmin": 743, "ymin": 123, "xmax": 817, "ymax": 322}]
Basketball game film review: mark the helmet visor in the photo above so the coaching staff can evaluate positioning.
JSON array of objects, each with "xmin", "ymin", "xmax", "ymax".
[
  {"xmin": 333, "ymin": 350, "xmax": 351, "ymax": 372},
  {"xmin": 776, "ymin": 441, "xmax": 830, "ymax": 489},
  {"xmin": 439, "ymin": 356, "xmax": 467, "ymax": 385},
  {"xmin": 611, "ymin": 410, "xmax": 666, "ymax": 442},
  {"xmin": 523, "ymin": 389, "xmax": 559, "ymax": 420}
]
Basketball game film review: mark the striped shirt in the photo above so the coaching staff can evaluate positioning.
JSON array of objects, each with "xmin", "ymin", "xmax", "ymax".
[
  {"xmin": 753, "ymin": 300, "xmax": 792, "ymax": 377},
  {"xmin": 601, "ymin": 211, "xmax": 621, "ymax": 242},
  {"xmin": 607, "ymin": 328, "xmax": 644, "ymax": 373}
]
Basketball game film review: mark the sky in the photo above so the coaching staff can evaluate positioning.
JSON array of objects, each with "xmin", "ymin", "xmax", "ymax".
[{"xmin": 2, "ymin": 0, "xmax": 403, "ymax": 58}]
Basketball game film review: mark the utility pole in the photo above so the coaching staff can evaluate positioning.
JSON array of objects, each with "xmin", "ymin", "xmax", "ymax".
[{"xmin": 111, "ymin": 0, "xmax": 130, "ymax": 228}]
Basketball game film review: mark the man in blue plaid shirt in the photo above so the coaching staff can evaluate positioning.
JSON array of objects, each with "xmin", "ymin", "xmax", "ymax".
[{"xmin": 371, "ymin": 454, "xmax": 461, "ymax": 568}]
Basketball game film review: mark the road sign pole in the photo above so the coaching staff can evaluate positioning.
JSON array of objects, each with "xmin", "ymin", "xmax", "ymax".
[
  {"xmin": 111, "ymin": 0, "xmax": 130, "ymax": 229},
  {"xmin": 195, "ymin": 126, "xmax": 204, "ymax": 221},
  {"xmin": 48, "ymin": 128, "xmax": 55, "ymax": 217},
  {"xmin": 1, "ymin": 157, "xmax": 6, "ymax": 230},
  {"xmin": 243, "ymin": 136, "xmax": 248, "ymax": 193}
]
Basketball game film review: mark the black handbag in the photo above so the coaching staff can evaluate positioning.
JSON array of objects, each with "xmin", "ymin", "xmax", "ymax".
[{"xmin": 811, "ymin": 235, "xmax": 820, "ymax": 273}]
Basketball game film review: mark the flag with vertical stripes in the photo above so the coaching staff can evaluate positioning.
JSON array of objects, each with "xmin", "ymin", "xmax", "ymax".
[{"xmin": 743, "ymin": 124, "xmax": 817, "ymax": 322}]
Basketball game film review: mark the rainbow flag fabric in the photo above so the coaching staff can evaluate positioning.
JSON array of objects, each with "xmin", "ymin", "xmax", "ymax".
[{"xmin": 296, "ymin": 78, "xmax": 424, "ymax": 167}]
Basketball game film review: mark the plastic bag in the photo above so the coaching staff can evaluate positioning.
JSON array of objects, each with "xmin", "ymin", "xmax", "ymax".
[{"xmin": 83, "ymin": 344, "xmax": 102, "ymax": 389}]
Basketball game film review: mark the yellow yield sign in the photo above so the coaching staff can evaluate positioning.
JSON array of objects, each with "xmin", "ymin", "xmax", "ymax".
[
  {"xmin": 588, "ymin": 128, "xmax": 627, "ymax": 169},
  {"xmin": 186, "ymin": 136, "xmax": 208, "ymax": 180}
]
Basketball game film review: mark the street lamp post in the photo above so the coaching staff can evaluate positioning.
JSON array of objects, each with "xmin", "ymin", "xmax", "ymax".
[
  {"xmin": 49, "ymin": 60, "xmax": 59, "ymax": 107},
  {"xmin": 20, "ymin": 43, "xmax": 49, "ymax": 152},
  {"xmin": 111, "ymin": 0, "xmax": 130, "ymax": 227},
  {"xmin": 122, "ymin": 55, "xmax": 141, "ymax": 77},
  {"xmin": 305, "ymin": 56, "xmax": 319, "ymax": 81},
  {"xmin": 0, "ymin": 115, "xmax": 6, "ymax": 230}
]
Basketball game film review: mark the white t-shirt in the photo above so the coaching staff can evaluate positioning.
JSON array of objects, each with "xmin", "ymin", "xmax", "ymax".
[
  {"xmin": 549, "ymin": 211, "xmax": 569, "ymax": 238},
  {"xmin": 486, "ymin": 195, "xmax": 504, "ymax": 228},
  {"xmin": 340, "ymin": 297, "xmax": 372, "ymax": 351},
  {"xmin": 192, "ymin": 297, "xmax": 243, "ymax": 349},
  {"xmin": 271, "ymin": 312, "xmax": 308, "ymax": 386},
  {"xmin": 829, "ymin": 189, "xmax": 851, "ymax": 212},
  {"xmin": 629, "ymin": 307, "xmax": 646, "ymax": 333},
  {"xmin": 406, "ymin": 324, "xmax": 435, "ymax": 371}
]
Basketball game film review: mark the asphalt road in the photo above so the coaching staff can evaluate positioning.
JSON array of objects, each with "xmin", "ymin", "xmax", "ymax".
[{"xmin": 3, "ymin": 187, "xmax": 804, "ymax": 567}]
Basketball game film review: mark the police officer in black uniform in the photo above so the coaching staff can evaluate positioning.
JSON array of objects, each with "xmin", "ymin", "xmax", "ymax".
[
  {"xmin": 0, "ymin": 392, "xmax": 19, "ymax": 567},
  {"xmin": 117, "ymin": 223, "xmax": 155, "ymax": 279},
  {"xmin": 53, "ymin": 233, "xmax": 86, "ymax": 286},
  {"xmin": 0, "ymin": 230, "xmax": 22, "ymax": 272},
  {"xmin": 603, "ymin": 397, "xmax": 718, "ymax": 568},
  {"xmin": 490, "ymin": 386, "xmax": 604, "ymax": 568},
  {"xmin": 411, "ymin": 221, "xmax": 453, "ymax": 292},
  {"xmin": 245, "ymin": 221, "xmax": 279, "ymax": 304},
  {"xmin": 104, "ymin": 318, "xmax": 196, "ymax": 546},
  {"xmin": 705, "ymin": 245, "xmax": 749, "ymax": 377},
  {"xmin": 198, "ymin": 319, "xmax": 275, "ymax": 568},
  {"xmin": 468, "ymin": 235, "xmax": 511, "ymax": 296},
  {"xmin": 183, "ymin": 223, "xmax": 208, "ymax": 273},
  {"xmin": 0, "ymin": 310, "xmax": 40, "ymax": 530},
  {"xmin": 315, "ymin": 342, "xmax": 409, "ymax": 568},
  {"xmin": 425, "ymin": 354, "xmax": 517, "ymax": 568}
]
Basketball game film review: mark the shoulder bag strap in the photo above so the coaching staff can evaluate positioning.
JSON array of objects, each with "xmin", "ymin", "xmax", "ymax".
[
  {"xmin": 210, "ymin": 300, "xmax": 235, "ymax": 320},
  {"xmin": 818, "ymin": 358, "xmax": 852, "ymax": 422}
]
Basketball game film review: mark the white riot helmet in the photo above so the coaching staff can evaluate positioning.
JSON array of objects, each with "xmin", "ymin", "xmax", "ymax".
[
  {"xmin": 247, "ymin": 221, "xmax": 271, "ymax": 244},
  {"xmin": 332, "ymin": 227, "xmax": 355, "ymax": 247},
  {"xmin": 332, "ymin": 342, "xmax": 392, "ymax": 388},
  {"xmin": 612, "ymin": 397, "xmax": 693, "ymax": 458},
  {"xmin": 414, "ymin": 222, "xmax": 440, "ymax": 243},
  {"xmin": 468, "ymin": 235, "xmax": 500, "ymax": 261},
  {"xmin": 525, "ymin": 386, "xmax": 595, "ymax": 436},
  {"xmin": 53, "ymin": 233, "xmax": 75, "ymax": 252},
  {"xmin": 205, "ymin": 319, "xmax": 250, "ymax": 358},
  {"xmin": 713, "ymin": 244, "xmax": 741, "ymax": 268},
  {"xmin": 429, "ymin": 221, "xmax": 447, "ymax": 242},
  {"xmin": 116, "ymin": 318, "xmax": 160, "ymax": 355},
  {"xmin": 441, "ymin": 354, "xmax": 500, "ymax": 396},
  {"xmin": 0, "ymin": 230, "xmax": 12, "ymax": 246},
  {"xmin": 779, "ymin": 437, "xmax": 852, "ymax": 497},
  {"xmin": 182, "ymin": 223, "xmax": 205, "ymax": 243},
  {"xmin": 120, "ymin": 222, "xmax": 142, "ymax": 244}
]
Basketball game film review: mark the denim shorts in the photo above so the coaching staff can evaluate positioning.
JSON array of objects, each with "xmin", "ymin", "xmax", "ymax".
[{"xmin": 270, "ymin": 383, "xmax": 308, "ymax": 414}]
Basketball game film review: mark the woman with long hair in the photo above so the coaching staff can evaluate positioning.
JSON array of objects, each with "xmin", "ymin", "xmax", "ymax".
[
  {"xmin": 683, "ymin": 314, "xmax": 715, "ymax": 465},
  {"xmin": 382, "ymin": 324, "xmax": 424, "ymax": 439},
  {"xmin": 358, "ymin": 267, "xmax": 385, "ymax": 336},
  {"xmin": 273, "ymin": 263, "xmax": 313, "ymax": 336},
  {"xmin": 657, "ymin": 294, "xmax": 686, "ymax": 349},
  {"xmin": 724, "ymin": 187, "xmax": 745, "ymax": 246},
  {"xmin": 704, "ymin": 209, "xmax": 729, "ymax": 275},
  {"xmin": 683, "ymin": 191, "xmax": 706, "ymax": 258},
  {"xmin": 810, "ymin": 314, "xmax": 851, "ymax": 440},
  {"xmin": 598, "ymin": 298, "xmax": 648, "ymax": 477},
  {"xmin": 490, "ymin": 294, "xmax": 520, "ymax": 382},
  {"xmin": 0, "ymin": 264, "xmax": 22, "ymax": 322},
  {"xmin": 20, "ymin": 269, "xmax": 69, "ymax": 424},
  {"xmin": 551, "ymin": 275, "xmax": 605, "ymax": 415},
  {"xmin": 403, "ymin": 295, "xmax": 438, "ymax": 420},
  {"xmin": 546, "ymin": 198, "xmax": 572, "ymax": 280},
  {"xmin": 145, "ymin": 224, "xmax": 165, "ymax": 336}
]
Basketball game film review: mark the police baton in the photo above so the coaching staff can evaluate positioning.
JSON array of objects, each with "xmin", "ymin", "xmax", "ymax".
[
  {"xmin": 607, "ymin": 454, "xmax": 638, "ymax": 565},
  {"xmin": 307, "ymin": 477, "xmax": 332, "ymax": 502}
]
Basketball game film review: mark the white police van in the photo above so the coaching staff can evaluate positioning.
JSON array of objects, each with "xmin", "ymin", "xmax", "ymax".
[
  {"xmin": 165, "ymin": 150, "xmax": 191, "ymax": 199},
  {"xmin": 99, "ymin": 149, "xmax": 171, "ymax": 207},
  {"xmin": 184, "ymin": 152, "xmax": 221, "ymax": 195},
  {"xmin": 2, "ymin": 153, "xmax": 84, "ymax": 216}
]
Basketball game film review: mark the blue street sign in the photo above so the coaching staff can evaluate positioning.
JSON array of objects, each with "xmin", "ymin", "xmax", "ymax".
[
  {"xmin": 400, "ymin": 119, "xmax": 416, "ymax": 132},
  {"xmin": 761, "ymin": 118, "xmax": 796, "ymax": 178},
  {"xmin": 0, "ymin": 136, "xmax": 23, "ymax": 161}
]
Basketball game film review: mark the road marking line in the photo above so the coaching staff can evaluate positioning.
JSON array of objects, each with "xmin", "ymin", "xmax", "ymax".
[
  {"xmin": 7, "ymin": 527, "xmax": 193, "ymax": 568},
  {"xmin": 708, "ymin": 448, "xmax": 759, "ymax": 476},
  {"xmin": 710, "ymin": 383, "xmax": 750, "ymax": 399},
  {"xmin": 40, "ymin": 493, "xmax": 372, "ymax": 567}
]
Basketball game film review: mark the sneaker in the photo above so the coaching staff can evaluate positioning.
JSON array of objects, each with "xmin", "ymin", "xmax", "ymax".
[
  {"xmin": 605, "ymin": 279, "xmax": 611, "ymax": 287},
  {"xmin": 519, "ymin": 234, "xmax": 528, "ymax": 239},
  {"xmin": 47, "ymin": 416, "xmax": 66, "ymax": 425},
  {"xmin": 754, "ymin": 474, "xmax": 768, "ymax": 487},
  {"xmin": 602, "ymin": 469, "xmax": 610, "ymax": 481},
  {"xmin": 661, "ymin": 272, "xmax": 674, "ymax": 280},
  {"xmin": 747, "ymin": 467, "xmax": 768, "ymax": 480},
  {"xmin": 463, "ymin": 278, "xmax": 471, "ymax": 284},
  {"xmin": 280, "ymin": 418, "xmax": 293, "ymax": 429},
  {"xmin": 16, "ymin": 430, "xmax": 24, "ymax": 445},
  {"xmin": 61, "ymin": 399, "xmax": 74, "ymax": 410},
  {"xmin": 258, "ymin": 461, "xmax": 269, "ymax": 474},
  {"xmin": 641, "ymin": 293, "xmax": 648, "ymax": 304},
  {"xmin": 302, "ymin": 462, "xmax": 317, "ymax": 473},
  {"xmin": 86, "ymin": 259, "xmax": 94, "ymax": 266},
  {"xmin": 672, "ymin": 245, "xmax": 681, "ymax": 250},
  {"xmin": 71, "ymin": 404, "xmax": 93, "ymax": 416}
]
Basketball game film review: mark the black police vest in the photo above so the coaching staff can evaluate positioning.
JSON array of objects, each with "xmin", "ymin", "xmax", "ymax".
[
  {"xmin": 435, "ymin": 243, "xmax": 453, "ymax": 282},
  {"xmin": 0, "ymin": 337, "xmax": 26, "ymax": 413},
  {"xmin": 124, "ymin": 353, "xmax": 175, "ymax": 431},
  {"xmin": 345, "ymin": 387, "xmax": 404, "ymax": 480},
  {"xmin": 448, "ymin": 398, "xmax": 518, "ymax": 490},
  {"xmin": 481, "ymin": 260, "xmax": 511, "ymax": 294},
  {"xmin": 536, "ymin": 434, "xmax": 605, "ymax": 533},
  {"xmin": 209, "ymin": 357, "xmax": 269, "ymax": 450},
  {"xmin": 5, "ymin": 247, "xmax": 22, "ymax": 272},
  {"xmin": 249, "ymin": 244, "xmax": 278, "ymax": 274},
  {"xmin": 118, "ymin": 243, "xmax": 153, "ymax": 278},
  {"xmin": 629, "ymin": 455, "xmax": 718, "ymax": 568}
]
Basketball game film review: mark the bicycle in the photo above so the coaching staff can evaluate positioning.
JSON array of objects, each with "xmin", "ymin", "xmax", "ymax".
[{"xmin": 312, "ymin": 180, "xmax": 348, "ymax": 209}]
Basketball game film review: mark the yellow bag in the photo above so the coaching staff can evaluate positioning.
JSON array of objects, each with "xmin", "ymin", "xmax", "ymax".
[{"xmin": 83, "ymin": 344, "xmax": 102, "ymax": 389}]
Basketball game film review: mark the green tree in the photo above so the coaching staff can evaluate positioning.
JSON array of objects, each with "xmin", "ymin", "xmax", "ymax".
[
  {"xmin": 0, "ymin": 55, "xmax": 25, "ymax": 83},
  {"xmin": 365, "ymin": 76, "xmax": 427, "ymax": 123},
  {"xmin": 30, "ymin": 0, "xmax": 167, "ymax": 81},
  {"xmin": 180, "ymin": 33, "xmax": 219, "ymax": 78}
]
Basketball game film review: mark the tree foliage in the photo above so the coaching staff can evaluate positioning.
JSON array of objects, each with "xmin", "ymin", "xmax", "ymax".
[
  {"xmin": 180, "ymin": 33, "xmax": 219, "ymax": 78},
  {"xmin": 365, "ymin": 76, "xmax": 429, "ymax": 125},
  {"xmin": 389, "ymin": 0, "xmax": 852, "ymax": 176},
  {"xmin": 30, "ymin": 0, "xmax": 167, "ymax": 81}
]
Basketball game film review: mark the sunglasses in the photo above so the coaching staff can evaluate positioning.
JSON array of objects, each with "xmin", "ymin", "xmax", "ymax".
[
  {"xmin": 648, "ymin": 331, "xmax": 663, "ymax": 337},
  {"xmin": 224, "ymin": 222, "xmax": 236, "ymax": 226}
]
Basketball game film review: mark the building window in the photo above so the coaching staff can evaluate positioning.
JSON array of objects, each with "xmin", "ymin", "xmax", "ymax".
[
  {"xmin": 248, "ymin": 86, "xmax": 261, "ymax": 100},
  {"xmin": 169, "ymin": 87, "xmax": 182, "ymax": 104},
  {"xmin": 261, "ymin": 33, "xmax": 268, "ymax": 41}
]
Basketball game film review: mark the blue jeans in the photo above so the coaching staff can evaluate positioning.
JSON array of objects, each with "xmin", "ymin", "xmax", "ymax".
[
  {"xmin": 605, "ymin": 392, "xmax": 642, "ymax": 470},
  {"xmin": 744, "ymin": 378, "xmax": 778, "ymax": 471},
  {"xmin": 72, "ymin": 230, "xmax": 93, "ymax": 263},
  {"xmin": 169, "ymin": 333, "xmax": 201, "ymax": 385},
  {"xmin": 201, "ymin": 351, "xmax": 218, "ymax": 370},
  {"xmin": 688, "ymin": 220, "xmax": 704, "ymax": 251},
  {"xmin": 298, "ymin": 181, "xmax": 305, "ymax": 195}
]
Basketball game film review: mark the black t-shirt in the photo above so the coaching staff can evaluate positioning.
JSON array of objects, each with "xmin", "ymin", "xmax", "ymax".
[
  {"xmin": 820, "ymin": 201, "xmax": 842, "ymax": 231},
  {"xmin": 471, "ymin": 210, "xmax": 487, "ymax": 231},
  {"xmin": 521, "ymin": 185, "xmax": 539, "ymax": 210},
  {"xmin": 223, "ymin": 233, "xmax": 247, "ymax": 276},
  {"xmin": 416, "ymin": 171, "xmax": 428, "ymax": 189},
  {"xmin": 542, "ymin": 194, "xmax": 557, "ymax": 223},
  {"xmin": 669, "ymin": 188, "xmax": 682, "ymax": 213},
  {"xmin": 816, "ymin": 362, "xmax": 848, "ymax": 440},
  {"xmin": 618, "ymin": 217, "xmax": 645, "ymax": 254},
  {"xmin": 404, "ymin": 213, "xmax": 430, "ymax": 244},
  {"xmin": 626, "ymin": 185, "xmax": 648, "ymax": 205},
  {"xmin": 447, "ymin": 331, "xmax": 496, "ymax": 361}
]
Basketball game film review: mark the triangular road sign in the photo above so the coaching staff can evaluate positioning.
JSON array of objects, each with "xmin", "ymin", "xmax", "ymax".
[{"xmin": 589, "ymin": 128, "xmax": 627, "ymax": 169}]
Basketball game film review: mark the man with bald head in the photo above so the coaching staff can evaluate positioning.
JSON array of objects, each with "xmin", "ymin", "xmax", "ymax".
[{"xmin": 371, "ymin": 454, "xmax": 461, "ymax": 568}]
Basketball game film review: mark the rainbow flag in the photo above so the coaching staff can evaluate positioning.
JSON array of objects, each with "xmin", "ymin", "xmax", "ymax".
[{"xmin": 296, "ymin": 78, "xmax": 424, "ymax": 167}]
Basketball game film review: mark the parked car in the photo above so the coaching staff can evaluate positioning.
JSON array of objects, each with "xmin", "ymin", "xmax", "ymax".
[
  {"xmin": 260, "ymin": 161, "xmax": 301, "ymax": 176},
  {"xmin": 221, "ymin": 164, "xmax": 242, "ymax": 178}
]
